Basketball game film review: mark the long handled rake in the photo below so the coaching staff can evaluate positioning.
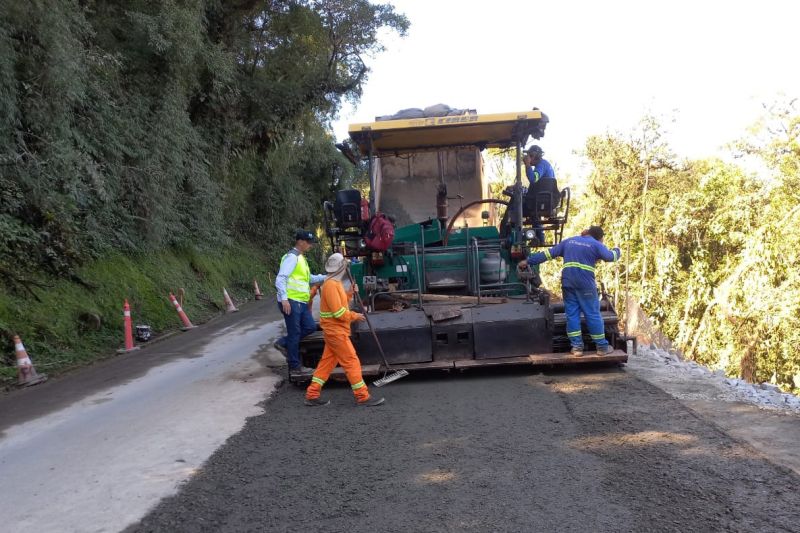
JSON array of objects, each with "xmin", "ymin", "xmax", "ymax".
[{"xmin": 347, "ymin": 269, "xmax": 409, "ymax": 387}]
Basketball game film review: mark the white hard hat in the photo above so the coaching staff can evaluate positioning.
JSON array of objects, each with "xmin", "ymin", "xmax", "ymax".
[{"xmin": 325, "ymin": 253, "xmax": 346, "ymax": 273}]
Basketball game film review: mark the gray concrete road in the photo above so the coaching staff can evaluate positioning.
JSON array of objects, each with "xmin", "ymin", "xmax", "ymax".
[{"xmin": 0, "ymin": 301, "xmax": 285, "ymax": 533}]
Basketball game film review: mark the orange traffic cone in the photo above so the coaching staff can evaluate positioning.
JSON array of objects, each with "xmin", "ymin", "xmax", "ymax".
[
  {"xmin": 117, "ymin": 299, "xmax": 140, "ymax": 353},
  {"xmin": 223, "ymin": 288, "xmax": 239, "ymax": 313},
  {"xmin": 13, "ymin": 335, "xmax": 47, "ymax": 387},
  {"xmin": 254, "ymin": 279, "xmax": 263, "ymax": 300},
  {"xmin": 169, "ymin": 292, "xmax": 196, "ymax": 330}
]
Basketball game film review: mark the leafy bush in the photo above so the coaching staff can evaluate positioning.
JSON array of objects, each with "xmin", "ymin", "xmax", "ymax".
[{"xmin": 575, "ymin": 104, "xmax": 800, "ymax": 392}]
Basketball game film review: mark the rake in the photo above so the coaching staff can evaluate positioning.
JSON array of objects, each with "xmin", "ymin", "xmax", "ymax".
[{"xmin": 347, "ymin": 270, "xmax": 409, "ymax": 387}]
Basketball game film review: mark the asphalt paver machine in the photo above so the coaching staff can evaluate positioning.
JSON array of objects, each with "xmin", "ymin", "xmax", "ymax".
[{"xmin": 298, "ymin": 108, "xmax": 629, "ymax": 380}]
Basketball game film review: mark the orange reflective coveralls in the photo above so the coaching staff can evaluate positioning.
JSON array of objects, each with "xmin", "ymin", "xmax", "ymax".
[{"xmin": 305, "ymin": 279, "xmax": 371, "ymax": 403}]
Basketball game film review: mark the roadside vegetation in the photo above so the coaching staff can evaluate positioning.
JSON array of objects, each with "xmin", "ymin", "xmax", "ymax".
[
  {"xmin": 0, "ymin": 0, "xmax": 407, "ymax": 387},
  {"xmin": 486, "ymin": 102, "xmax": 800, "ymax": 393},
  {"xmin": 572, "ymin": 102, "xmax": 800, "ymax": 393},
  {"xmin": 0, "ymin": 245, "xmax": 268, "ymax": 384}
]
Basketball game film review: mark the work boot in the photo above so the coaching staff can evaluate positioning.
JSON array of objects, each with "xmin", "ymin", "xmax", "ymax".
[
  {"xmin": 356, "ymin": 396, "xmax": 385, "ymax": 407},
  {"xmin": 596, "ymin": 345, "xmax": 614, "ymax": 356},
  {"xmin": 273, "ymin": 340, "xmax": 288, "ymax": 358},
  {"xmin": 304, "ymin": 397, "xmax": 330, "ymax": 407},
  {"xmin": 289, "ymin": 366, "xmax": 314, "ymax": 376},
  {"xmin": 570, "ymin": 346, "xmax": 584, "ymax": 357}
]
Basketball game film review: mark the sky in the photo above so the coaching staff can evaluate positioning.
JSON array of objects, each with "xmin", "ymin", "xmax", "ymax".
[{"xmin": 332, "ymin": 0, "xmax": 800, "ymax": 179}]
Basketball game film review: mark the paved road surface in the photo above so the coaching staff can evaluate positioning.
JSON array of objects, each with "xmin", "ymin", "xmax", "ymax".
[
  {"xmin": 130, "ymin": 366, "xmax": 800, "ymax": 532},
  {"xmin": 0, "ymin": 303, "xmax": 282, "ymax": 533},
  {"xmin": 3, "ymin": 299, "xmax": 799, "ymax": 532}
]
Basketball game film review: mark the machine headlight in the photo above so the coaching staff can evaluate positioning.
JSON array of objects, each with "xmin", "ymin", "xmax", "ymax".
[{"xmin": 524, "ymin": 228, "xmax": 536, "ymax": 240}]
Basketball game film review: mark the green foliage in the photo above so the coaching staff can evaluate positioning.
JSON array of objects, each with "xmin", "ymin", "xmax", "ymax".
[
  {"xmin": 485, "ymin": 148, "xmax": 519, "ymax": 200},
  {"xmin": 0, "ymin": 0, "xmax": 406, "ymax": 380},
  {"xmin": 579, "ymin": 104, "xmax": 800, "ymax": 393},
  {"xmin": 0, "ymin": 0, "xmax": 406, "ymax": 284},
  {"xmin": 0, "ymin": 244, "xmax": 269, "ymax": 388}
]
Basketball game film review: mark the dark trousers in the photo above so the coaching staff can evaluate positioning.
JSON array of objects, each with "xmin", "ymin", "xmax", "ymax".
[{"xmin": 277, "ymin": 300, "xmax": 317, "ymax": 369}]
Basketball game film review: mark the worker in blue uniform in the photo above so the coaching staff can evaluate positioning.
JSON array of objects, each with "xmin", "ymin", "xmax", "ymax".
[
  {"xmin": 523, "ymin": 145, "xmax": 557, "ymax": 244},
  {"xmin": 523, "ymin": 145, "xmax": 555, "ymax": 185},
  {"xmin": 520, "ymin": 226, "xmax": 621, "ymax": 356}
]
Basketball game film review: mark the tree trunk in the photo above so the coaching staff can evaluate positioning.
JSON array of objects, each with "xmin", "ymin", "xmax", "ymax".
[
  {"xmin": 640, "ymin": 165, "xmax": 649, "ymax": 291},
  {"xmin": 740, "ymin": 339, "xmax": 758, "ymax": 383}
]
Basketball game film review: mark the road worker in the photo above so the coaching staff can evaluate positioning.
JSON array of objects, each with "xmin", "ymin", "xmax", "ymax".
[
  {"xmin": 523, "ymin": 145, "xmax": 555, "ymax": 185},
  {"xmin": 523, "ymin": 145, "xmax": 558, "ymax": 244},
  {"xmin": 274, "ymin": 229, "xmax": 327, "ymax": 376},
  {"xmin": 304, "ymin": 253, "xmax": 385, "ymax": 407},
  {"xmin": 520, "ymin": 225, "xmax": 621, "ymax": 356}
]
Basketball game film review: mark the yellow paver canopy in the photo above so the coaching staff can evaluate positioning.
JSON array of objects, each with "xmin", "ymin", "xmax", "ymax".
[{"xmin": 348, "ymin": 109, "xmax": 548, "ymax": 157}]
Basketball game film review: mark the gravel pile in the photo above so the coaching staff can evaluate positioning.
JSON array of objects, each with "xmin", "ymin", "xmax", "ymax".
[{"xmin": 629, "ymin": 344, "xmax": 800, "ymax": 413}]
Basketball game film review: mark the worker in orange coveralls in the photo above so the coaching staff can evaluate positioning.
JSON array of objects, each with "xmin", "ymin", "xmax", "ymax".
[{"xmin": 304, "ymin": 253, "xmax": 385, "ymax": 407}]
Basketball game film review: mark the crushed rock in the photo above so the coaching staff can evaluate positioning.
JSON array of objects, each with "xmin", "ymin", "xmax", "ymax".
[{"xmin": 626, "ymin": 344, "xmax": 800, "ymax": 414}]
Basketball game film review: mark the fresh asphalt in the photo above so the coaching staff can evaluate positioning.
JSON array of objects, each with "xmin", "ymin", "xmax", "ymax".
[{"xmin": 130, "ymin": 365, "xmax": 800, "ymax": 532}]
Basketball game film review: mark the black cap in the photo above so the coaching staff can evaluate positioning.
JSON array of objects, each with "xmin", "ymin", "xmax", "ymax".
[
  {"xmin": 586, "ymin": 226, "xmax": 604, "ymax": 241},
  {"xmin": 294, "ymin": 229, "xmax": 318, "ymax": 243},
  {"xmin": 526, "ymin": 145, "xmax": 544, "ymax": 156}
]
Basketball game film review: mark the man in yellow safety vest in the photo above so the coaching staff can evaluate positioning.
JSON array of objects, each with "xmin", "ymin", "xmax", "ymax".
[{"xmin": 274, "ymin": 229, "xmax": 327, "ymax": 376}]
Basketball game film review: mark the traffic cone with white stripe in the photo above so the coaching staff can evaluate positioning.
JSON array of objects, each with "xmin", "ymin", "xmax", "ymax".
[
  {"xmin": 13, "ymin": 335, "xmax": 47, "ymax": 387},
  {"xmin": 169, "ymin": 292, "xmax": 196, "ymax": 330},
  {"xmin": 223, "ymin": 288, "xmax": 239, "ymax": 313},
  {"xmin": 254, "ymin": 279, "xmax": 263, "ymax": 300},
  {"xmin": 117, "ymin": 299, "xmax": 140, "ymax": 353}
]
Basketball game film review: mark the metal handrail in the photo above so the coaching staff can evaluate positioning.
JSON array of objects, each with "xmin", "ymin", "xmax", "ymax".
[
  {"xmin": 418, "ymin": 227, "xmax": 426, "ymax": 294},
  {"xmin": 472, "ymin": 237, "xmax": 482, "ymax": 306},
  {"xmin": 413, "ymin": 242, "xmax": 423, "ymax": 310}
]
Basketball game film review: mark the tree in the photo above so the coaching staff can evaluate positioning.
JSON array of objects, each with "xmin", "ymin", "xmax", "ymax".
[
  {"xmin": 0, "ymin": 0, "xmax": 408, "ymax": 290},
  {"xmin": 579, "ymin": 104, "xmax": 800, "ymax": 392}
]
